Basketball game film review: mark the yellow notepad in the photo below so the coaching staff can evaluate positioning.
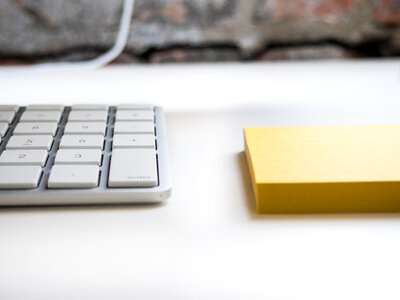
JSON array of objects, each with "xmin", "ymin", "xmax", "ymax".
[{"xmin": 244, "ymin": 125, "xmax": 400, "ymax": 214}]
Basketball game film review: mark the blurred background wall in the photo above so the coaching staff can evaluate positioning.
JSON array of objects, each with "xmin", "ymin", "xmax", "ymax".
[{"xmin": 0, "ymin": 0, "xmax": 399, "ymax": 64}]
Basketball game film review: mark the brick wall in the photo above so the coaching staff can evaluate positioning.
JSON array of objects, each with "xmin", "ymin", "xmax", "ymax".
[{"xmin": 0, "ymin": 0, "xmax": 399, "ymax": 63}]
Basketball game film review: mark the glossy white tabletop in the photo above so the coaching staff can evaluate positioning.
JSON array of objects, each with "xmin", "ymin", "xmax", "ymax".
[{"xmin": 0, "ymin": 60, "xmax": 400, "ymax": 300}]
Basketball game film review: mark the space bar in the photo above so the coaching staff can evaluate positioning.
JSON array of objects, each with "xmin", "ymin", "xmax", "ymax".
[{"xmin": 108, "ymin": 149, "xmax": 158, "ymax": 187}]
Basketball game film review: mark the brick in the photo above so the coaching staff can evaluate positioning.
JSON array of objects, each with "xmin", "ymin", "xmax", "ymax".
[
  {"xmin": 257, "ymin": 0, "xmax": 355, "ymax": 21},
  {"xmin": 258, "ymin": 44, "xmax": 354, "ymax": 61},
  {"xmin": 312, "ymin": 0, "xmax": 354, "ymax": 19},
  {"xmin": 148, "ymin": 47, "xmax": 239, "ymax": 63},
  {"xmin": 161, "ymin": 3, "xmax": 187, "ymax": 24},
  {"xmin": 373, "ymin": 0, "xmax": 400, "ymax": 24}
]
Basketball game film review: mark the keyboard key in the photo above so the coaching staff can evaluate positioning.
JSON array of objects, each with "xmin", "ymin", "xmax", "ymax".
[
  {"xmin": 13, "ymin": 122, "xmax": 58, "ymax": 136},
  {"xmin": 26, "ymin": 105, "xmax": 64, "ymax": 111},
  {"xmin": 20, "ymin": 111, "xmax": 62, "ymax": 123},
  {"xmin": 0, "ymin": 111, "xmax": 15, "ymax": 124},
  {"xmin": 68, "ymin": 110, "xmax": 108, "ymax": 122},
  {"xmin": 54, "ymin": 149, "xmax": 102, "ymax": 165},
  {"xmin": 0, "ymin": 105, "xmax": 19, "ymax": 112},
  {"xmin": 0, "ymin": 166, "xmax": 42, "ymax": 189},
  {"xmin": 6, "ymin": 135, "xmax": 53, "ymax": 150},
  {"xmin": 71, "ymin": 104, "xmax": 109, "ymax": 111},
  {"xmin": 113, "ymin": 134, "xmax": 155, "ymax": 149},
  {"xmin": 64, "ymin": 122, "xmax": 106, "ymax": 135},
  {"xmin": 0, "ymin": 150, "xmax": 48, "ymax": 166},
  {"xmin": 59, "ymin": 135, "xmax": 104, "ymax": 150},
  {"xmin": 0, "ymin": 122, "xmax": 8, "ymax": 137},
  {"xmin": 48, "ymin": 165, "xmax": 99, "ymax": 188},
  {"xmin": 117, "ymin": 104, "xmax": 154, "ymax": 111},
  {"xmin": 115, "ymin": 110, "xmax": 154, "ymax": 122},
  {"xmin": 114, "ymin": 122, "xmax": 155, "ymax": 134},
  {"xmin": 108, "ymin": 149, "xmax": 158, "ymax": 187}
]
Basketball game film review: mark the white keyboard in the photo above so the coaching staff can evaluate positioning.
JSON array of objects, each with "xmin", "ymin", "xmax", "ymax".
[{"xmin": 0, "ymin": 104, "xmax": 171, "ymax": 206}]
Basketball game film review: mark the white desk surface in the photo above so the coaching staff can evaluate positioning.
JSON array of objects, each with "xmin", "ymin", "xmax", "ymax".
[{"xmin": 0, "ymin": 60, "xmax": 400, "ymax": 300}]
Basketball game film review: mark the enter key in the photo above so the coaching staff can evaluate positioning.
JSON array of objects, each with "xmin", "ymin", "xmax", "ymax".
[{"xmin": 108, "ymin": 149, "xmax": 158, "ymax": 188}]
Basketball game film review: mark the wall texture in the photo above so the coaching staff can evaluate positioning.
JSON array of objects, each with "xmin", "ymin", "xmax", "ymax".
[{"xmin": 0, "ymin": 0, "xmax": 399, "ymax": 63}]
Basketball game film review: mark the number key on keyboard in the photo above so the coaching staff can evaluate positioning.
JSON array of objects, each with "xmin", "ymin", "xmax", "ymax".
[
  {"xmin": 0, "ymin": 105, "xmax": 19, "ymax": 112},
  {"xmin": 64, "ymin": 122, "xmax": 106, "ymax": 135},
  {"xmin": 13, "ymin": 122, "xmax": 58, "ymax": 136},
  {"xmin": 0, "ymin": 150, "xmax": 48, "ymax": 166},
  {"xmin": 71, "ymin": 104, "xmax": 109, "ymax": 111},
  {"xmin": 0, "ymin": 111, "xmax": 15, "ymax": 124},
  {"xmin": 20, "ymin": 111, "xmax": 62, "ymax": 123},
  {"xmin": 6, "ymin": 135, "xmax": 53, "ymax": 150},
  {"xmin": 114, "ymin": 121, "xmax": 155, "ymax": 134},
  {"xmin": 26, "ymin": 105, "xmax": 64, "ymax": 111},
  {"xmin": 54, "ymin": 149, "xmax": 102, "ymax": 165},
  {"xmin": 117, "ymin": 104, "xmax": 154, "ymax": 111},
  {"xmin": 48, "ymin": 165, "xmax": 100, "ymax": 188},
  {"xmin": 0, "ymin": 123, "xmax": 8, "ymax": 137},
  {"xmin": 68, "ymin": 110, "xmax": 108, "ymax": 122},
  {"xmin": 0, "ymin": 166, "xmax": 42, "ymax": 189},
  {"xmin": 115, "ymin": 110, "xmax": 154, "ymax": 122},
  {"xmin": 113, "ymin": 134, "xmax": 155, "ymax": 149},
  {"xmin": 59, "ymin": 135, "xmax": 104, "ymax": 150}
]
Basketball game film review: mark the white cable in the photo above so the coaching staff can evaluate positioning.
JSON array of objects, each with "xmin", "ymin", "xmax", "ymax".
[{"xmin": 0, "ymin": 0, "xmax": 134, "ymax": 72}]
